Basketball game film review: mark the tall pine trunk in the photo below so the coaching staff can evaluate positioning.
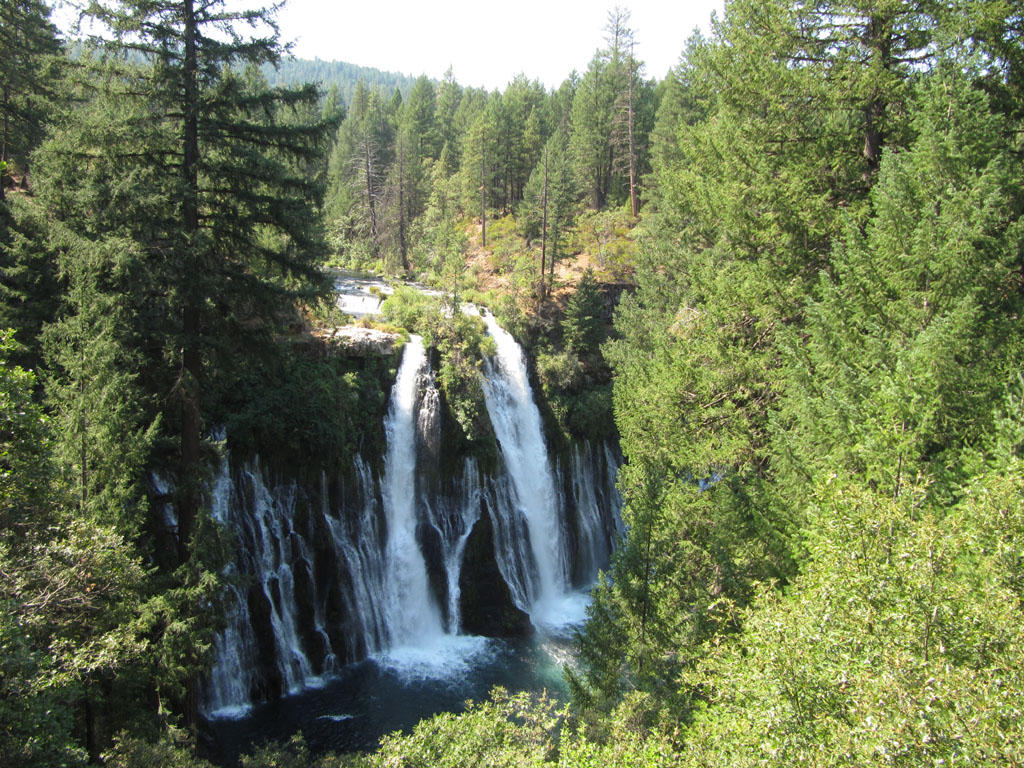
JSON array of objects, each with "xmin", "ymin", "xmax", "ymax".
[
  {"xmin": 1, "ymin": 84, "xmax": 9, "ymax": 201},
  {"xmin": 480, "ymin": 127, "xmax": 487, "ymax": 248},
  {"xmin": 540, "ymin": 146, "xmax": 548, "ymax": 297},
  {"xmin": 179, "ymin": 0, "xmax": 203, "ymax": 737},
  {"xmin": 863, "ymin": 11, "xmax": 893, "ymax": 178},
  {"xmin": 627, "ymin": 49, "xmax": 639, "ymax": 218},
  {"xmin": 398, "ymin": 140, "xmax": 409, "ymax": 272}
]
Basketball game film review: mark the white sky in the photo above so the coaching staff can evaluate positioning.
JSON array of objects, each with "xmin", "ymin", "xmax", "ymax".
[
  {"xmin": 53, "ymin": 1, "xmax": 724, "ymax": 91},
  {"xmin": 272, "ymin": 0, "xmax": 724, "ymax": 90}
]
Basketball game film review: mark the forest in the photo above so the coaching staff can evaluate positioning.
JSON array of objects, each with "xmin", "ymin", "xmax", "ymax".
[{"xmin": 2, "ymin": 0, "xmax": 1023, "ymax": 766}]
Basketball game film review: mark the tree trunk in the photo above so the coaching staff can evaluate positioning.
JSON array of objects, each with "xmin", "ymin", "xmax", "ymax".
[
  {"xmin": 863, "ymin": 11, "xmax": 893, "ymax": 178},
  {"xmin": 398, "ymin": 140, "xmax": 408, "ymax": 272},
  {"xmin": 178, "ymin": 0, "xmax": 201, "ymax": 567},
  {"xmin": 85, "ymin": 696, "xmax": 100, "ymax": 764},
  {"xmin": 364, "ymin": 140, "xmax": 378, "ymax": 245},
  {"xmin": 627, "ymin": 48, "xmax": 639, "ymax": 218},
  {"xmin": 79, "ymin": 361, "xmax": 88, "ymax": 514},
  {"xmin": 540, "ymin": 146, "xmax": 548, "ymax": 297},
  {"xmin": 480, "ymin": 128, "xmax": 487, "ymax": 248},
  {"xmin": 180, "ymin": 0, "xmax": 203, "ymax": 740},
  {"xmin": 1, "ymin": 84, "xmax": 9, "ymax": 201}
]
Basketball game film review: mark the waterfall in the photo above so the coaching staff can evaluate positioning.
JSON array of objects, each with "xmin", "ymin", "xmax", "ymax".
[
  {"xmin": 326, "ymin": 458, "xmax": 389, "ymax": 655},
  {"xmin": 422, "ymin": 456, "xmax": 482, "ymax": 633},
  {"xmin": 479, "ymin": 311, "xmax": 589, "ymax": 627},
  {"xmin": 380, "ymin": 335, "xmax": 445, "ymax": 645},
  {"xmin": 201, "ymin": 314, "xmax": 622, "ymax": 717}
]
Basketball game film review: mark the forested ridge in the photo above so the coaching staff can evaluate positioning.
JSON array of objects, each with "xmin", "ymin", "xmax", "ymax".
[
  {"xmin": 259, "ymin": 59, "xmax": 423, "ymax": 111},
  {"xmin": 2, "ymin": 0, "xmax": 1023, "ymax": 766}
]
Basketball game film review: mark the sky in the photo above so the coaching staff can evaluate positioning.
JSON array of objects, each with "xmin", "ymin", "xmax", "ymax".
[{"xmin": 272, "ymin": 0, "xmax": 725, "ymax": 91}]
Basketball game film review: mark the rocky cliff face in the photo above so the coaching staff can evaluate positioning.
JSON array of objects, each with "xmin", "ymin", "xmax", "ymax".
[{"xmin": 200, "ymin": 320, "xmax": 623, "ymax": 717}]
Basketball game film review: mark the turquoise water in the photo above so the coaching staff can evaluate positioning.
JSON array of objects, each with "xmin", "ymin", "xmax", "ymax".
[{"xmin": 204, "ymin": 629, "xmax": 577, "ymax": 762}]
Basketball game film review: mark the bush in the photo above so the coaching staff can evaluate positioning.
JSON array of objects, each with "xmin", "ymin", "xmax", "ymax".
[
  {"xmin": 569, "ymin": 209, "xmax": 636, "ymax": 282},
  {"xmin": 426, "ymin": 311, "xmax": 496, "ymax": 441},
  {"xmin": 379, "ymin": 286, "xmax": 440, "ymax": 332},
  {"xmin": 537, "ymin": 350, "xmax": 584, "ymax": 394},
  {"xmin": 211, "ymin": 342, "xmax": 390, "ymax": 470},
  {"xmin": 566, "ymin": 385, "xmax": 615, "ymax": 441}
]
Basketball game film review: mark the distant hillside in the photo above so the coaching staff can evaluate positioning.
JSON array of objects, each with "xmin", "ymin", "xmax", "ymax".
[{"xmin": 261, "ymin": 58, "xmax": 429, "ymax": 106}]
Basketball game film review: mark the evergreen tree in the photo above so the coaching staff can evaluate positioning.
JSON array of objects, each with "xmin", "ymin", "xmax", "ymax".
[
  {"xmin": 435, "ymin": 67, "xmax": 464, "ymax": 172},
  {"xmin": 568, "ymin": 8, "xmax": 650, "ymax": 212},
  {"xmin": 0, "ymin": 0, "xmax": 62, "ymax": 196},
  {"xmin": 33, "ymin": 0, "xmax": 333, "ymax": 736},
  {"xmin": 569, "ymin": 52, "xmax": 617, "ymax": 210},
  {"xmin": 574, "ymin": 0, "xmax": 961, "ymax": 714},
  {"xmin": 405, "ymin": 74, "xmax": 439, "ymax": 159},
  {"xmin": 327, "ymin": 82, "xmax": 392, "ymax": 264},
  {"xmin": 461, "ymin": 103, "xmax": 499, "ymax": 238},
  {"xmin": 519, "ymin": 131, "xmax": 573, "ymax": 289},
  {"xmin": 775, "ymin": 63, "xmax": 1024, "ymax": 500},
  {"xmin": 563, "ymin": 268, "xmax": 605, "ymax": 354}
]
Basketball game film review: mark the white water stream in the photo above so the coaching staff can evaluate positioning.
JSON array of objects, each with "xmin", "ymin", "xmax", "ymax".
[
  {"xmin": 202, "ymin": 285, "xmax": 622, "ymax": 718},
  {"xmin": 478, "ymin": 312, "xmax": 575, "ymax": 626}
]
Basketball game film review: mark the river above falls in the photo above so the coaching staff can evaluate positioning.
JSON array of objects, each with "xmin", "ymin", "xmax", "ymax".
[{"xmin": 200, "ymin": 274, "xmax": 621, "ymax": 762}]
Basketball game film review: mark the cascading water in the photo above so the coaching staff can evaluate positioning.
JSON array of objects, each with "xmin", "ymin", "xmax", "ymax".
[
  {"xmin": 201, "ymin": 306, "xmax": 622, "ymax": 722},
  {"xmin": 478, "ymin": 311, "xmax": 573, "ymax": 624},
  {"xmin": 380, "ymin": 335, "xmax": 446, "ymax": 645}
]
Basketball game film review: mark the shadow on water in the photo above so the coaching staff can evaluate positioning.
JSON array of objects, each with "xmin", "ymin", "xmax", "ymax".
[{"xmin": 204, "ymin": 630, "xmax": 575, "ymax": 763}]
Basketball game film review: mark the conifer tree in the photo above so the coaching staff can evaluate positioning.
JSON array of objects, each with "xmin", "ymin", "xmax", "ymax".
[
  {"xmin": 775, "ymin": 63, "xmax": 1024, "ymax": 500},
  {"xmin": 519, "ymin": 132, "xmax": 573, "ymax": 289},
  {"xmin": 0, "ymin": 0, "xmax": 62, "ymax": 197},
  {"xmin": 31, "ymin": 1, "xmax": 332, "ymax": 736},
  {"xmin": 69, "ymin": 0, "xmax": 331, "ymax": 566}
]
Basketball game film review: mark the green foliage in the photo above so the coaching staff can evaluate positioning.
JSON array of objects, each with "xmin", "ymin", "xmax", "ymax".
[
  {"xmin": 381, "ymin": 286, "xmax": 494, "ymax": 443},
  {"xmin": 562, "ymin": 269, "xmax": 606, "ymax": 354},
  {"xmin": 0, "ymin": 601, "xmax": 85, "ymax": 768},
  {"xmin": 774, "ymin": 63, "xmax": 1024, "ymax": 503},
  {"xmin": 0, "ymin": 331, "xmax": 52, "ymax": 529},
  {"xmin": 0, "ymin": 0, "xmax": 63, "ymax": 180},
  {"xmin": 518, "ymin": 133, "xmax": 577, "ymax": 291},
  {"xmin": 372, "ymin": 689, "xmax": 562, "ymax": 768},
  {"xmin": 380, "ymin": 286, "xmax": 438, "ymax": 334},
  {"xmin": 103, "ymin": 733, "xmax": 215, "ymax": 768},
  {"xmin": 212, "ymin": 340, "xmax": 389, "ymax": 470},
  {"xmin": 0, "ymin": 194, "xmax": 60, "ymax": 368},
  {"xmin": 3, "ymin": 0, "xmax": 1024, "ymax": 765},
  {"xmin": 578, "ymin": 2, "xmax": 1024, "ymax": 744},
  {"xmin": 570, "ymin": 210, "xmax": 636, "ymax": 281},
  {"xmin": 675, "ymin": 463, "xmax": 1024, "ymax": 767},
  {"xmin": 260, "ymin": 59, "xmax": 422, "ymax": 111},
  {"xmin": 563, "ymin": 385, "xmax": 614, "ymax": 442},
  {"xmin": 537, "ymin": 349, "xmax": 584, "ymax": 394},
  {"xmin": 427, "ymin": 311, "xmax": 496, "ymax": 442},
  {"xmin": 44, "ymin": 232, "xmax": 159, "ymax": 535},
  {"xmin": 0, "ymin": 332, "xmax": 163, "ymax": 766},
  {"xmin": 536, "ymin": 347, "xmax": 614, "ymax": 443}
]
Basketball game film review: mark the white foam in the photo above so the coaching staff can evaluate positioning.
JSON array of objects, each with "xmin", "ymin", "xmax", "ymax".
[
  {"xmin": 206, "ymin": 703, "xmax": 253, "ymax": 721},
  {"xmin": 530, "ymin": 590, "xmax": 593, "ymax": 635},
  {"xmin": 375, "ymin": 634, "xmax": 494, "ymax": 681}
]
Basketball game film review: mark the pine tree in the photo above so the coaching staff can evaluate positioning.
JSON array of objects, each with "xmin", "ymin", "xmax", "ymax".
[
  {"xmin": 519, "ymin": 132, "xmax": 573, "ymax": 290},
  {"xmin": 35, "ymin": 0, "xmax": 333, "ymax": 735},
  {"xmin": 563, "ymin": 268, "xmax": 605, "ymax": 354},
  {"xmin": 775, "ymin": 63, "xmax": 1024, "ymax": 500},
  {"xmin": 327, "ymin": 82, "xmax": 393, "ymax": 263},
  {"xmin": 568, "ymin": 8, "xmax": 649, "ymax": 212},
  {"xmin": 0, "ymin": 0, "xmax": 62, "ymax": 197},
  {"xmin": 405, "ymin": 74, "xmax": 439, "ymax": 159},
  {"xmin": 435, "ymin": 67, "xmax": 464, "ymax": 173}
]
